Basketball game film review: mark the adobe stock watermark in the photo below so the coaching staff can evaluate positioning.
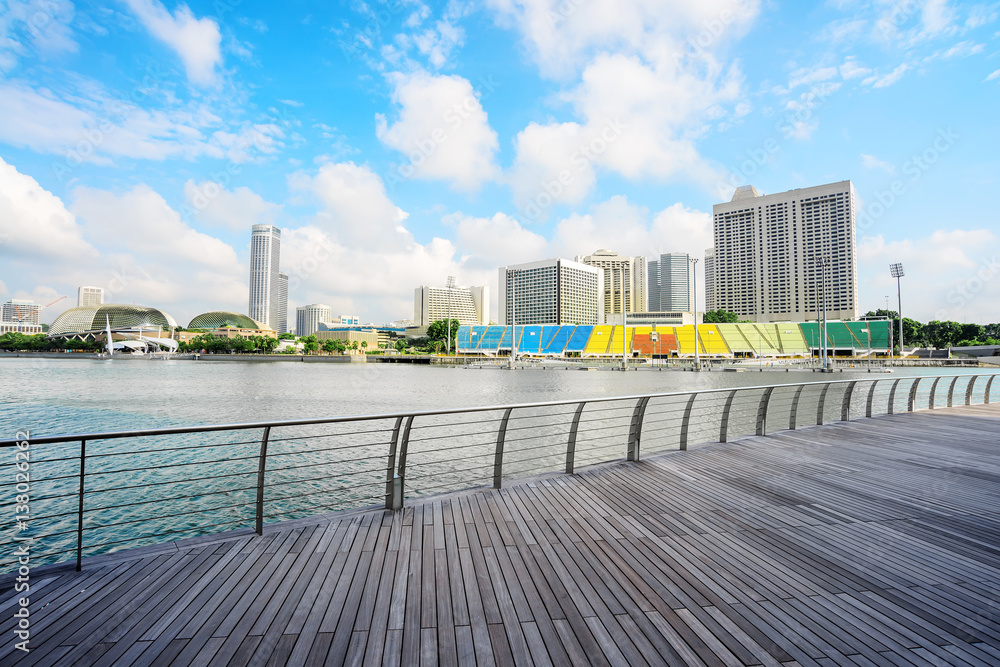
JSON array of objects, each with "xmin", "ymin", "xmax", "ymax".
[
  {"xmin": 520, "ymin": 117, "xmax": 628, "ymax": 222},
  {"xmin": 857, "ymin": 127, "xmax": 959, "ymax": 232},
  {"xmin": 385, "ymin": 75, "xmax": 501, "ymax": 192},
  {"xmin": 49, "ymin": 62, "xmax": 168, "ymax": 182},
  {"xmin": 338, "ymin": 0, "xmax": 409, "ymax": 61},
  {"xmin": 12, "ymin": 430, "xmax": 33, "ymax": 653},
  {"xmin": 715, "ymin": 82, "xmax": 838, "ymax": 199},
  {"xmin": 935, "ymin": 254, "xmax": 1000, "ymax": 321}
]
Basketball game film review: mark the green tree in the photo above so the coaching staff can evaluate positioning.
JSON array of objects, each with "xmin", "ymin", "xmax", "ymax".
[
  {"xmin": 923, "ymin": 321, "xmax": 963, "ymax": 349},
  {"xmin": 299, "ymin": 334, "xmax": 319, "ymax": 354},
  {"xmin": 702, "ymin": 309, "xmax": 738, "ymax": 324},
  {"xmin": 278, "ymin": 332, "xmax": 295, "ymax": 340},
  {"xmin": 426, "ymin": 319, "xmax": 460, "ymax": 344},
  {"xmin": 395, "ymin": 339, "xmax": 407, "ymax": 353},
  {"xmin": 360, "ymin": 340, "xmax": 368, "ymax": 353},
  {"xmin": 959, "ymin": 323, "xmax": 985, "ymax": 343},
  {"xmin": 322, "ymin": 339, "xmax": 338, "ymax": 354}
]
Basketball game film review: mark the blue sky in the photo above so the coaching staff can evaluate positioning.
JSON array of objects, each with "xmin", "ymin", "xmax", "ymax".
[{"xmin": 1, "ymin": 0, "xmax": 999, "ymax": 327}]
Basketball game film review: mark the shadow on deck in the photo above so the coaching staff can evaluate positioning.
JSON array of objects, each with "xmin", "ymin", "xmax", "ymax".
[{"xmin": 3, "ymin": 404, "xmax": 1000, "ymax": 666}]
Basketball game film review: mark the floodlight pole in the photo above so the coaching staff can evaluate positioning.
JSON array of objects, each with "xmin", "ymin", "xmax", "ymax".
[
  {"xmin": 691, "ymin": 257, "xmax": 700, "ymax": 371},
  {"xmin": 890, "ymin": 263, "xmax": 905, "ymax": 361},
  {"xmin": 446, "ymin": 275, "xmax": 455, "ymax": 356}
]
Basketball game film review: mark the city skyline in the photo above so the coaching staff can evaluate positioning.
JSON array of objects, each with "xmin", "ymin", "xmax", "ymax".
[{"xmin": 1, "ymin": 1, "xmax": 998, "ymax": 326}]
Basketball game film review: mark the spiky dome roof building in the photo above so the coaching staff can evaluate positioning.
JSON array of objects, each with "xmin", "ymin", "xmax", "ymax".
[
  {"xmin": 49, "ymin": 304, "xmax": 178, "ymax": 337},
  {"xmin": 187, "ymin": 311, "xmax": 270, "ymax": 331}
]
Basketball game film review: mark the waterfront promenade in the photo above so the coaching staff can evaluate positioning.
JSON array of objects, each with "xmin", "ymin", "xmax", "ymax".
[{"xmin": 3, "ymin": 403, "xmax": 1000, "ymax": 665}]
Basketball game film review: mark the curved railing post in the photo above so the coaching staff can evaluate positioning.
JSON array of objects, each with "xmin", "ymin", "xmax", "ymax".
[
  {"xmin": 887, "ymin": 379, "xmax": 902, "ymax": 415},
  {"xmin": 393, "ymin": 416, "xmax": 414, "ymax": 510},
  {"xmin": 987, "ymin": 375, "xmax": 996, "ymax": 404},
  {"xmin": 947, "ymin": 376, "xmax": 959, "ymax": 407},
  {"xmin": 567, "ymin": 402, "xmax": 585, "ymax": 473},
  {"xmin": 841, "ymin": 381, "xmax": 858, "ymax": 422},
  {"xmin": 816, "ymin": 383, "xmax": 832, "ymax": 425},
  {"xmin": 628, "ymin": 397, "xmax": 651, "ymax": 462},
  {"xmin": 966, "ymin": 375, "xmax": 979, "ymax": 406},
  {"xmin": 756, "ymin": 387, "xmax": 775, "ymax": 436},
  {"xmin": 789, "ymin": 384, "xmax": 806, "ymax": 430},
  {"xmin": 255, "ymin": 427, "xmax": 271, "ymax": 535},
  {"xmin": 866, "ymin": 380, "xmax": 879, "ymax": 418},
  {"xmin": 76, "ymin": 439, "xmax": 87, "ymax": 572},
  {"xmin": 679, "ymin": 394, "xmax": 697, "ymax": 451},
  {"xmin": 385, "ymin": 417, "xmax": 403, "ymax": 510},
  {"xmin": 719, "ymin": 390, "xmax": 738, "ymax": 443},
  {"xmin": 494, "ymin": 408, "xmax": 513, "ymax": 489},
  {"xmin": 907, "ymin": 378, "xmax": 921, "ymax": 413},
  {"xmin": 929, "ymin": 377, "xmax": 941, "ymax": 410}
]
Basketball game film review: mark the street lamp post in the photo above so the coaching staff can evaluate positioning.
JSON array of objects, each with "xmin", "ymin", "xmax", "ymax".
[
  {"xmin": 861, "ymin": 327, "xmax": 871, "ymax": 371},
  {"xmin": 508, "ymin": 269, "xmax": 517, "ymax": 370},
  {"xmin": 890, "ymin": 263, "xmax": 904, "ymax": 361},
  {"xmin": 690, "ymin": 257, "xmax": 700, "ymax": 371}
]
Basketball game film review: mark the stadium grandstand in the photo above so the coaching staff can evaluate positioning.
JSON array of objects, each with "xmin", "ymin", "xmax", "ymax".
[{"xmin": 456, "ymin": 321, "xmax": 891, "ymax": 359}]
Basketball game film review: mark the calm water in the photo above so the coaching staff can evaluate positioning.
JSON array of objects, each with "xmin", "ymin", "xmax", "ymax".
[
  {"xmin": 2, "ymin": 357, "xmax": 990, "ymax": 437},
  {"xmin": 1, "ymin": 357, "xmax": 994, "ymax": 569}
]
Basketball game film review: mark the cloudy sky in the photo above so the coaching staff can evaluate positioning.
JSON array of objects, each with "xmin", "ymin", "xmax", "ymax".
[{"xmin": 1, "ymin": 0, "xmax": 998, "ymax": 327}]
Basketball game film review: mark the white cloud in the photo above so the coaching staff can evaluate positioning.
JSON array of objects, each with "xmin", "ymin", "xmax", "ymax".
[
  {"xmin": 376, "ymin": 70, "xmax": 500, "ymax": 191},
  {"xmin": 487, "ymin": 0, "xmax": 760, "ymax": 80},
  {"xmin": 72, "ymin": 184, "xmax": 240, "ymax": 270},
  {"xmin": 987, "ymin": 69, "xmax": 1000, "ymax": 82},
  {"xmin": 861, "ymin": 153, "xmax": 895, "ymax": 174},
  {"xmin": 183, "ymin": 181, "xmax": 282, "ymax": 231},
  {"xmin": 0, "ymin": 0, "xmax": 77, "ymax": 71},
  {"xmin": 0, "ymin": 156, "xmax": 97, "ymax": 261},
  {"xmin": 862, "ymin": 63, "xmax": 909, "ymax": 88},
  {"xmin": 839, "ymin": 58, "xmax": 872, "ymax": 79},
  {"xmin": 788, "ymin": 65, "xmax": 839, "ymax": 89},
  {"xmin": 124, "ymin": 0, "xmax": 223, "ymax": 86},
  {"xmin": 858, "ymin": 230, "xmax": 1000, "ymax": 323},
  {"xmin": 289, "ymin": 161, "xmax": 411, "ymax": 251}
]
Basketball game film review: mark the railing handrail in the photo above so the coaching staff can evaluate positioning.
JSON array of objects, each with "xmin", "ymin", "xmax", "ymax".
[{"xmin": 1, "ymin": 373, "xmax": 983, "ymax": 447}]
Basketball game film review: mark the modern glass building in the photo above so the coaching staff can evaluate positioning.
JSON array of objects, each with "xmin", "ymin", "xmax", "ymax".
[
  {"xmin": 48, "ymin": 304, "xmax": 178, "ymax": 337},
  {"xmin": 647, "ymin": 253, "xmax": 693, "ymax": 312},
  {"xmin": 498, "ymin": 259, "xmax": 602, "ymax": 325},
  {"xmin": 188, "ymin": 311, "xmax": 266, "ymax": 330}
]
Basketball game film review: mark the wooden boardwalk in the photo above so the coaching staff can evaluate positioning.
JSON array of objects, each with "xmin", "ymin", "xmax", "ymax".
[{"xmin": 3, "ymin": 404, "xmax": 1000, "ymax": 666}]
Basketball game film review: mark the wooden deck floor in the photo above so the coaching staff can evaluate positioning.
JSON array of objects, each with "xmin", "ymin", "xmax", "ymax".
[{"xmin": 3, "ymin": 404, "xmax": 1000, "ymax": 666}]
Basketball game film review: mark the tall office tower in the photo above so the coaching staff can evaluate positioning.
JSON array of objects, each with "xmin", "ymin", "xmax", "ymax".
[
  {"xmin": 704, "ymin": 249, "xmax": 716, "ymax": 312},
  {"xmin": 296, "ymin": 304, "xmax": 332, "ymax": 337},
  {"xmin": 498, "ymin": 259, "xmax": 603, "ymax": 325},
  {"xmin": 575, "ymin": 249, "xmax": 647, "ymax": 318},
  {"xmin": 248, "ymin": 225, "xmax": 281, "ymax": 329},
  {"xmin": 275, "ymin": 272, "xmax": 288, "ymax": 334},
  {"xmin": 1, "ymin": 299, "xmax": 41, "ymax": 324},
  {"xmin": 78, "ymin": 286, "xmax": 104, "ymax": 308},
  {"xmin": 647, "ymin": 253, "xmax": 693, "ymax": 312},
  {"xmin": 712, "ymin": 181, "xmax": 858, "ymax": 323},
  {"xmin": 414, "ymin": 285, "xmax": 489, "ymax": 327}
]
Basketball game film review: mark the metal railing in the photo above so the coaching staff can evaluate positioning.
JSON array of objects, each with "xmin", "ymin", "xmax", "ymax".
[{"xmin": 1, "ymin": 373, "xmax": 995, "ymax": 573}]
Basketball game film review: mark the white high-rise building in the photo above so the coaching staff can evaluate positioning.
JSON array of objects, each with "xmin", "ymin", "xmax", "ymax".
[
  {"xmin": 248, "ymin": 225, "xmax": 283, "ymax": 331},
  {"xmin": 275, "ymin": 273, "xmax": 288, "ymax": 334},
  {"xmin": 647, "ymin": 253, "xmax": 693, "ymax": 312},
  {"xmin": 1, "ymin": 299, "xmax": 40, "ymax": 324},
  {"xmin": 704, "ymin": 249, "xmax": 716, "ymax": 312},
  {"xmin": 713, "ymin": 181, "xmax": 858, "ymax": 323},
  {"xmin": 575, "ymin": 249, "xmax": 647, "ymax": 319},
  {"xmin": 296, "ymin": 304, "xmax": 332, "ymax": 337},
  {"xmin": 414, "ymin": 285, "xmax": 489, "ymax": 327},
  {"xmin": 498, "ymin": 259, "xmax": 603, "ymax": 325},
  {"xmin": 78, "ymin": 286, "xmax": 104, "ymax": 308}
]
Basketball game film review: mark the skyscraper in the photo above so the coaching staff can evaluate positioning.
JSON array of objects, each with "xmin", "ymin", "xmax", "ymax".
[
  {"xmin": 498, "ymin": 259, "xmax": 602, "ymax": 325},
  {"xmin": 1, "ymin": 299, "xmax": 40, "ymax": 324},
  {"xmin": 296, "ymin": 304, "xmax": 332, "ymax": 337},
  {"xmin": 414, "ymin": 285, "xmax": 489, "ymax": 327},
  {"xmin": 647, "ymin": 253, "xmax": 693, "ymax": 312},
  {"xmin": 575, "ymin": 249, "xmax": 647, "ymax": 318},
  {"xmin": 248, "ymin": 225, "xmax": 282, "ymax": 331},
  {"xmin": 704, "ymin": 249, "xmax": 716, "ymax": 312},
  {"xmin": 712, "ymin": 181, "xmax": 858, "ymax": 323},
  {"xmin": 78, "ymin": 286, "xmax": 104, "ymax": 308},
  {"xmin": 275, "ymin": 272, "xmax": 288, "ymax": 335}
]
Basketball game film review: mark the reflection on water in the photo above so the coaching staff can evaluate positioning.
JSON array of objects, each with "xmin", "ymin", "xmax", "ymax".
[{"xmin": 1, "ymin": 358, "xmax": 994, "ymax": 569}]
